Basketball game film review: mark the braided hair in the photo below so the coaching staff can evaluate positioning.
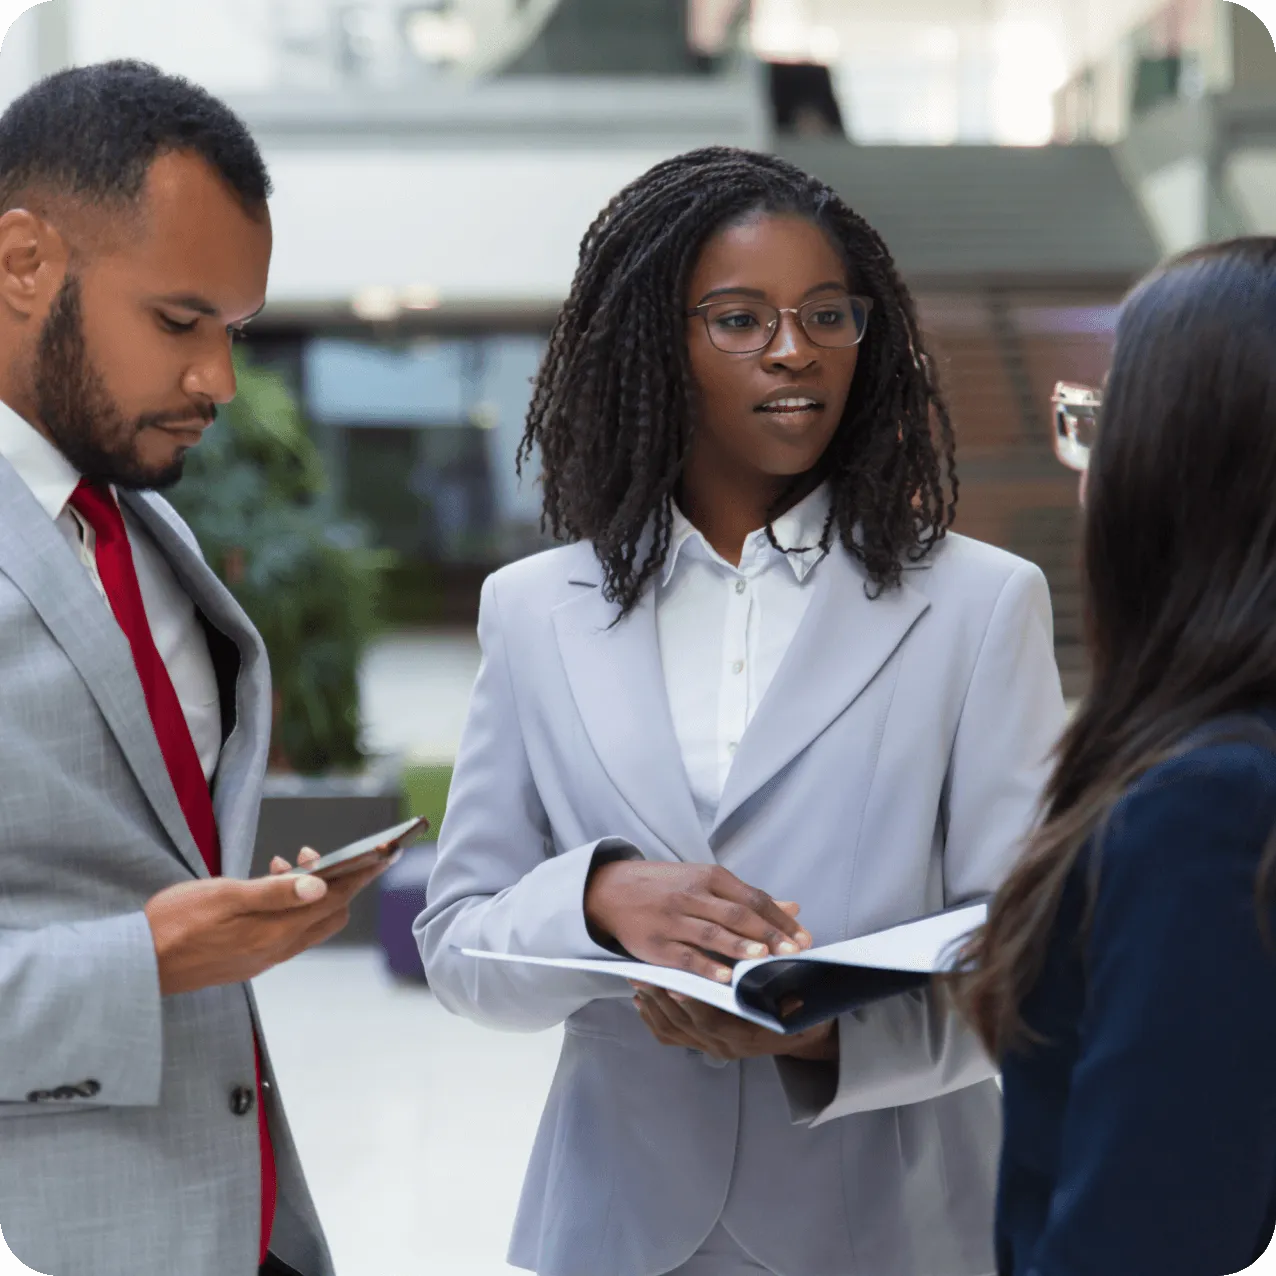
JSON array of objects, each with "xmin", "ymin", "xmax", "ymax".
[{"xmin": 518, "ymin": 145, "xmax": 957, "ymax": 615}]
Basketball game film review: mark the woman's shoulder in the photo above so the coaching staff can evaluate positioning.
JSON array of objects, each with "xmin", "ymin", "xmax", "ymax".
[
  {"xmin": 910, "ymin": 532, "xmax": 1046, "ymax": 597},
  {"xmin": 1123, "ymin": 714, "xmax": 1276, "ymax": 804},
  {"xmin": 482, "ymin": 540, "xmax": 601, "ymax": 615},
  {"xmin": 899, "ymin": 533, "xmax": 1051, "ymax": 631},
  {"xmin": 1101, "ymin": 713, "xmax": 1276, "ymax": 875}
]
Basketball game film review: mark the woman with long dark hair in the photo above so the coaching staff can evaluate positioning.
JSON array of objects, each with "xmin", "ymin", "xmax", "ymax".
[
  {"xmin": 958, "ymin": 237, "xmax": 1276, "ymax": 1276},
  {"xmin": 418, "ymin": 146, "xmax": 1065, "ymax": 1276}
]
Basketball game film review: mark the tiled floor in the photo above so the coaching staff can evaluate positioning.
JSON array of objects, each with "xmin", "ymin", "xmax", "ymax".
[{"xmin": 254, "ymin": 947, "xmax": 562, "ymax": 1276}]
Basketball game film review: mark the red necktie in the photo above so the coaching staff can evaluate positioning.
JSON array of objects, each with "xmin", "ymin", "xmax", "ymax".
[{"xmin": 70, "ymin": 480, "xmax": 277, "ymax": 1263}]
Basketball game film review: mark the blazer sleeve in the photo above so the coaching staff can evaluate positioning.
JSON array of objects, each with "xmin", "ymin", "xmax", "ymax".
[
  {"xmin": 778, "ymin": 560, "xmax": 1066, "ymax": 1125},
  {"xmin": 415, "ymin": 574, "xmax": 642, "ymax": 1032},
  {"xmin": 1022, "ymin": 748, "xmax": 1276, "ymax": 1276},
  {"xmin": 0, "ymin": 911, "xmax": 163, "ymax": 1106}
]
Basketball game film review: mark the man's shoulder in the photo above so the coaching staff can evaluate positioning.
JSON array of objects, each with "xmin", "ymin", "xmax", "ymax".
[{"xmin": 128, "ymin": 491, "xmax": 205, "ymax": 560}]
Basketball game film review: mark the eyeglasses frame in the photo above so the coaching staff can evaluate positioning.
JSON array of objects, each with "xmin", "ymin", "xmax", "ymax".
[
  {"xmin": 1050, "ymin": 380, "xmax": 1102, "ymax": 474},
  {"xmin": 686, "ymin": 293, "xmax": 875, "ymax": 355}
]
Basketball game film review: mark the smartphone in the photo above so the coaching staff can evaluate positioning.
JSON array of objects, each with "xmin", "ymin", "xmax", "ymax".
[{"xmin": 287, "ymin": 816, "xmax": 430, "ymax": 882}]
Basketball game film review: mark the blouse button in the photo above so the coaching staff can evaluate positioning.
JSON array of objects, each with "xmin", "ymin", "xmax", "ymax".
[
  {"xmin": 731, "ymin": 660, "xmax": 744, "ymax": 675},
  {"xmin": 734, "ymin": 579, "xmax": 747, "ymax": 594}
]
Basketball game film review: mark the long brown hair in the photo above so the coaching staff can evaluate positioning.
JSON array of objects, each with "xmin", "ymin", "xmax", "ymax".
[{"xmin": 955, "ymin": 238, "xmax": 1276, "ymax": 1058}]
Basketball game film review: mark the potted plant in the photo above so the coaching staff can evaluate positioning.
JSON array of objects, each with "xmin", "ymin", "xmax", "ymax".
[{"xmin": 168, "ymin": 351, "xmax": 399, "ymax": 941}]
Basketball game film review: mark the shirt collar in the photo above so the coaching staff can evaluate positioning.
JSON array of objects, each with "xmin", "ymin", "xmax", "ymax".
[
  {"xmin": 661, "ymin": 484, "xmax": 832, "ymax": 587},
  {"xmin": 0, "ymin": 396, "xmax": 82, "ymax": 521}
]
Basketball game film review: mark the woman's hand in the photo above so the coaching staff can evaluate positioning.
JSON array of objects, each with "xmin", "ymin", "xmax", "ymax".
[
  {"xmin": 631, "ymin": 984, "xmax": 838, "ymax": 1062},
  {"xmin": 584, "ymin": 860, "xmax": 811, "ymax": 982}
]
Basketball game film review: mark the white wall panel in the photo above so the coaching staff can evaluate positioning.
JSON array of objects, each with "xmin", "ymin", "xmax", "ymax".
[{"xmin": 262, "ymin": 146, "xmax": 682, "ymax": 310}]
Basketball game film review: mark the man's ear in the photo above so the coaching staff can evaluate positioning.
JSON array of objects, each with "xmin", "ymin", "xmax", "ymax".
[{"xmin": 0, "ymin": 208, "xmax": 67, "ymax": 321}]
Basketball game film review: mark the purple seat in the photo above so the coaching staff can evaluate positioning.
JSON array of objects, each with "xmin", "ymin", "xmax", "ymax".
[{"xmin": 377, "ymin": 842, "xmax": 437, "ymax": 981}]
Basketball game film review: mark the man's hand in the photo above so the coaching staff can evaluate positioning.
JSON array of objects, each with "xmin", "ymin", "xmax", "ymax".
[
  {"xmin": 144, "ymin": 848, "xmax": 392, "ymax": 996},
  {"xmin": 583, "ymin": 861, "xmax": 811, "ymax": 983},
  {"xmin": 631, "ymin": 985, "xmax": 839, "ymax": 1062}
]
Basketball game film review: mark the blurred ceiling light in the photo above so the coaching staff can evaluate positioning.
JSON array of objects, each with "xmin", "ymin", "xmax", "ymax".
[
  {"xmin": 991, "ymin": 19, "xmax": 1068, "ymax": 146},
  {"xmin": 352, "ymin": 286, "xmax": 402, "ymax": 321},
  {"xmin": 404, "ymin": 8, "xmax": 477, "ymax": 63},
  {"xmin": 750, "ymin": 0, "xmax": 813, "ymax": 62},
  {"xmin": 436, "ymin": 0, "xmax": 562, "ymax": 78},
  {"xmin": 750, "ymin": 1, "xmax": 842, "ymax": 66},
  {"xmin": 402, "ymin": 284, "xmax": 441, "ymax": 311},
  {"xmin": 470, "ymin": 401, "xmax": 499, "ymax": 431},
  {"xmin": 688, "ymin": 0, "xmax": 747, "ymax": 56},
  {"xmin": 808, "ymin": 25, "xmax": 840, "ymax": 64},
  {"xmin": 920, "ymin": 25, "xmax": 960, "ymax": 61}
]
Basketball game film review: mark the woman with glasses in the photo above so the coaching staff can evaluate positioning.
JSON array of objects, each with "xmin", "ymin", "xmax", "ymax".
[
  {"xmin": 960, "ymin": 238, "xmax": 1276, "ymax": 1276},
  {"xmin": 418, "ymin": 146, "xmax": 1065, "ymax": 1276}
]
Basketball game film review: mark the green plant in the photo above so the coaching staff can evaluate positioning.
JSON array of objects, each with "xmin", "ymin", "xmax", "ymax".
[
  {"xmin": 401, "ymin": 765, "xmax": 453, "ymax": 835},
  {"xmin": 168, "ymin": 351, "xmax": 391, "ymax": 773}
]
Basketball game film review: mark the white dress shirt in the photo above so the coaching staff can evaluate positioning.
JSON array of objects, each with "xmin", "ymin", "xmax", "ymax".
[
  {"xmin": 0, "ymin": 398, "xmax": 222, "ymax": 782},
  {"xmin": 656, "ymin": 485, "xmax": 831, "ymax": 830}
]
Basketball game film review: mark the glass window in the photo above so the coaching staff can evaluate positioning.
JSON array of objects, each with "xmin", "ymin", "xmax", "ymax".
[{"xmin": 300, "ymin": 333, "xmax": 549, "ymax": 565}]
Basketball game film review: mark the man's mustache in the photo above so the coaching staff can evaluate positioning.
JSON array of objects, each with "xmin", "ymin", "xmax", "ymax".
[{"xmin": 138, "ymin": 405, "xmax": 218, "ymax": 430}]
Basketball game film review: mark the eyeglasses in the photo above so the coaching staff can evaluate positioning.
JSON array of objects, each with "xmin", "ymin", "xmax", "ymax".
[
  {"xmin": 1050, "ymin": 381, "xmax": 1101, "ymax": 473},
  {"xmin": 687, "ymin": 293, "xmax": 873, "ymax": 355}
]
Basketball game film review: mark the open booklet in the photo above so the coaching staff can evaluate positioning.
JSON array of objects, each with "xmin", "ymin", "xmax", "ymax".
[{"xmin": 461, "ymin": 899, "xmax": 986, "ymax": 1035}]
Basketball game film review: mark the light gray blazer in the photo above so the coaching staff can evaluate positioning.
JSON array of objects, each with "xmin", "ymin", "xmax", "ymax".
[
  {"xmin": 418, "ymin": 531, "xmax": 1066, "ymax": 1276},
  {"xmin": 0, "ymin": 457, "xmax": 332, "ymax": 1276}
]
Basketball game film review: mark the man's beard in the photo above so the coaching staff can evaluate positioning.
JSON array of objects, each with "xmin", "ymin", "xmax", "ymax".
[{"xmin": 33, "ymin": 275, "xmax": 213, "ymax": 491}]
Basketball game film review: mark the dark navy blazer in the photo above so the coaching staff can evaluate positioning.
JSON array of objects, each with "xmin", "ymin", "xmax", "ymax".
[{"xmin": 997, "ymin": 713, "xmax": 1276, "ymax": 1276}]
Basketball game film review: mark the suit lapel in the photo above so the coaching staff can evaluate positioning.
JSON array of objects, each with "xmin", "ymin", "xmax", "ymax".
[
  {"xmin": 710, "ymin": 547, "xmax": 931, "ymax": 839},
  {"xmin": 0, "ymin": 460, "xmax": 209, "ymax": 878},
  {"xmin": 552, "ymin": 550, "xmax": 712, "ymax": 865},
  {"xmin": 121, "ymin": 491, "xmax": 272, "ymax": 878}
]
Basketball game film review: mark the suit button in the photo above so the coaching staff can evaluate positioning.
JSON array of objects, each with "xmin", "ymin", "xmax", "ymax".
[{"xmin": 229, "ymin": 1086, "xmax": 255, "ymax": 1117}]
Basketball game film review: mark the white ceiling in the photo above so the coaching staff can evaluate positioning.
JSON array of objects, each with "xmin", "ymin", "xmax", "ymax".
[{"xmin": 744, "ymin": 0, "xmax": 1181, "ymax": 72}]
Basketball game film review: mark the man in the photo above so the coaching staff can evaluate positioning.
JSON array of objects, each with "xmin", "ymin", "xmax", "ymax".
[{"xmin": 0, "ymin": 61, "xmax": 385, "ymax": 1276}]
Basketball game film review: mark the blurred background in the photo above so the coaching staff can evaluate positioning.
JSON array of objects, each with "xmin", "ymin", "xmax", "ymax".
[{"xmin": 1, "ymin": 2, "xmax": 1272, "ymax": 1272}]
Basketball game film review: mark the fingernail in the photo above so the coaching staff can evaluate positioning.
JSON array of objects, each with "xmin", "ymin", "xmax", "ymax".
[
  {"xmin": 295, "ymin": 876, "xmax": 327, "ymax": 902},
  {"xmin": 745, "ymin": 942, "xmax": 767, "ymax": 958},
  {"xmin": 778, "ymin": 942, "xmax": 799, "ymax": 955},
  {"xmin": 797, "ymin": 930, "xmax": 812, "ymax": 947},
  {"xmin": 714, "ymin": 968, "xmax": 732, "ymax": 983}
]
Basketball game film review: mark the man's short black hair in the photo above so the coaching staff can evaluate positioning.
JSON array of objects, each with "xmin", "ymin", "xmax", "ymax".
[{"xmin": 0, "ymin": 59, "xmax": 271, "ymax": 218}]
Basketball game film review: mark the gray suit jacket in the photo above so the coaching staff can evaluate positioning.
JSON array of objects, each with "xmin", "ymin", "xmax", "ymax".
[
  {"xmin": 418, "ymin": 532, "xmax": 1066, "ymax": 1276},
  {"xmin": 0, "ymin": 457, "xmax": 332, "ymax": 1276}
]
